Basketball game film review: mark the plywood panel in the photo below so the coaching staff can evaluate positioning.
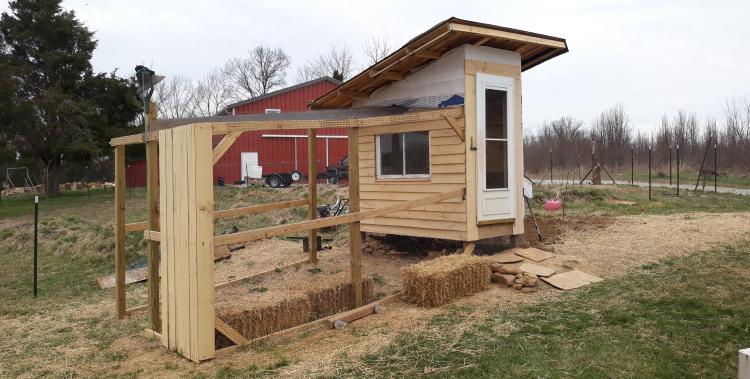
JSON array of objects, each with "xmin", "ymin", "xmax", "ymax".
[{"xmin": 158, "ymin": 124, "xmax": 215, "ymax": 362}]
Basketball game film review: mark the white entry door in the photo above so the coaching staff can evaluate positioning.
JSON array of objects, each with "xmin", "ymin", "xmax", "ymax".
[
  {"xmin": 476, "ymin": 73, "xmax": 515, "ymax": 222},
  {"xmin": 240, "ymin": 152, "xmax": 259, "ymax": 180}
]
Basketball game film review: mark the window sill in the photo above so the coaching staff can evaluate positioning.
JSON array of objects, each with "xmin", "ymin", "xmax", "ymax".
[{"xmin": 374, "ymin": 177, "xmax": 432, "ymax": 183}]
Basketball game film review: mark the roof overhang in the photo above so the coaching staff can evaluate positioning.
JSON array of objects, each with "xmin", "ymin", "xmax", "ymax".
[
  {"xmin": 109, "ymin": 106, "xmax": 464, "ymax": 147},
  {"xmin": 312, "ymin": 17, "xmax": 568, "ymax": 109}
]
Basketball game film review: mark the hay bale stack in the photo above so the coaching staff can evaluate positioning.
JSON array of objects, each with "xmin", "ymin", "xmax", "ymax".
[
  {"xmin": 216, "ymin": 274, "xmax": 374, "ymax": 342},
  {"xmin": 401, "ymin": 255, "xmax": 491, "ymax": 307},
  {"xmin": 307, "ymin": 278, "xmax": 373, "ymax": 319},
  {"xmin": 216, "ymin": 294, "xmax": 310, "ymax": 341}
]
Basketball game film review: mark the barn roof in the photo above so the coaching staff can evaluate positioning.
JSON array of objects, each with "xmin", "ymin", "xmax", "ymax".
[
  {"xmin": 218, "ymin": 76, "xmax": 342, "ymax": 115},
  {"xmin": 312, "ymin": 17, "xmax": 568, "ymax": 109}
]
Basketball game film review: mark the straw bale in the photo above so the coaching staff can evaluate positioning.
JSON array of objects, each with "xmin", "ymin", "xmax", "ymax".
[{"xmin": 401, "ymin": 254, "xmax": 491, "ymax": 307}]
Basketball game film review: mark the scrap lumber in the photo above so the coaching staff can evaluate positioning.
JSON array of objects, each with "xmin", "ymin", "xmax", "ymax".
[
  {"xmin": 513, "ymin": 247, "xmax": 555, "ymax": 262},
  {"xmin": 324, "ymin": 293, "xmax": 399, "ymax": 329},
  {"xmin": 541, "ymin": 270, "xmax": 603, "ymax": 290},
  {"xmin": 518, "ymin": 262, "xmax": 555, "ymax": 277}
]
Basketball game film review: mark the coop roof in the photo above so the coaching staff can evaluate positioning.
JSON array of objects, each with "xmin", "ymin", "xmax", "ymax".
[
  {"xmin": 109, "ymin": 106, "xmax": 463, "ymax": 146},
  {"xmin": 312, "ymin": 17, "xmax": 568, "ymax": 109}
]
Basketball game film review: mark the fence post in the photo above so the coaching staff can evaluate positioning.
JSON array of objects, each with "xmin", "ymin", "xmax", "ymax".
[
  {"xmin": 33, "ymin": 195, "xmax": 39, "ymax": 298},
  {"xmin": 676, "ymin": 145, "xmax": 680, "ymax": 196},
  {"xmin": 307, "ymin": 129, "xmax": 318, "ymax": 264},
  {"xmin": 669, "ymin": 146, "xmax": 672, "ymax": 186},
  {"xmin": 714, "ymin": 144, "xmax": 717, "ymax": 192},
  {"xmin": 549, "ymin": 148, "xmax": 553, "ymax": 184},
  {"xmin": 630, "ymin": 147, "xmax": 634, "ymax": 185},
  {"xmin": 648, "ymin": 148, "xmax": 652, "ymax": 200}
]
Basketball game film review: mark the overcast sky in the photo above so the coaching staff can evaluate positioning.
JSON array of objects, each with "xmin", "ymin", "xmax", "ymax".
[{"xmin": 3, "ymin": 0, "xmax": 749, "ymax": 133}]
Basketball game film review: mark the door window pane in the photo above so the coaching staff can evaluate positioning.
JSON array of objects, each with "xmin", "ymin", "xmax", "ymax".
[
  {"xmin": 486, "ymin": 140, "xmax": 508, "ymax": 189},
  {"xmin": 485, "ymin": 89, "xmax": 507, "ymax": 139},
  {"xmin": 404, "ymin": 132, "xmax": 429, "ymax": 175},
  {"xmin": 379, "ymin": 133, "xmax": 403, "ymax": 176}
]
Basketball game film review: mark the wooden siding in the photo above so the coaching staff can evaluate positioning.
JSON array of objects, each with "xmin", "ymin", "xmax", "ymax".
[
  {"xmin": 158, "ymin": 124, "xmax": 215, "ymax": 362},
  {"xmin": 358, "ymin": 118, "xmax": 468, "ymax": 240}
]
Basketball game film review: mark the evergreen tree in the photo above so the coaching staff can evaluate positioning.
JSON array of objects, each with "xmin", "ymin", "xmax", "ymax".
[{"xmin": 0, "ymin": 0, "xmax": 139, "ymax": 195}]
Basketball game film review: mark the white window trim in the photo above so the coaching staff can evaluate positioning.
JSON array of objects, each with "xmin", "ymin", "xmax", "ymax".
[
  {"xmin": 264, "ymin": 108, "xmax": 281, "ymax": 114},
  {"xmin": 375, "ymin": 132, "xmax": 431, "ymax": 179}
]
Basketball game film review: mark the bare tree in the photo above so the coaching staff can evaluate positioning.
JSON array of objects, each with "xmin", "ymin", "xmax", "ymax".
[
  {"xmin": 223, "ymin": 46, "xmax": 291, "ymax": 98},
  {"xmin": 191, "ymin": 68, "xmax": 235, "ymax": 117},
  {"xmin": 296, "ymin": 44, "xmax": 354, "ymax": 83},
  {"xmin": 362, "ymin": 36, "xmax": 392, "ymax": 66},
  {"xmin": 154, "ymin": 74, "xmax": 195, "ymax": 119}
]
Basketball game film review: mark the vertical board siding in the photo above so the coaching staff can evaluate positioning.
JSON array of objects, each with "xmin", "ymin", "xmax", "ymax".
[
  {"xmin": 358, "ymin": 118, "xmax": 468, "ymax": 241},
  {"xmin": 158, "ymin": 124, "xmax": 215, "ymax": 362}
]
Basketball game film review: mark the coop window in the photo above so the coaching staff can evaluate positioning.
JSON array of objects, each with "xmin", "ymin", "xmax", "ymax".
[{"xmin": 376, "ymin": 131, "xmax": 430, "ymax": 179}]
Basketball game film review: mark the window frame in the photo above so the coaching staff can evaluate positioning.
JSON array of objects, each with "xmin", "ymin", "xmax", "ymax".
[
  {"xmin": 375, "ymin": 131, "xmax": 431, "ymax": 180},
  {"xmin": 264, "ymin": 108, "xmax": 281, "ymax": 114}
]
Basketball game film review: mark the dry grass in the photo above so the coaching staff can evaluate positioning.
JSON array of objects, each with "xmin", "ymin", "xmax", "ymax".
[{"xmin": 401, "ymin": 255, "xmax": 491, "ymax": 307}]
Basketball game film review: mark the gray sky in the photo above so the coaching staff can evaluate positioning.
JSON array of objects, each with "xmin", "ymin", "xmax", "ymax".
[{"xmin": 4, "ymin": 0, "xmax": 749, "ymax": 132}]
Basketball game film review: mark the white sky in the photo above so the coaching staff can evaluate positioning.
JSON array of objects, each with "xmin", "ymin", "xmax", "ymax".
[{"xmin": 3, "ymin": 0, "xmax": 749, "ymax": 132}]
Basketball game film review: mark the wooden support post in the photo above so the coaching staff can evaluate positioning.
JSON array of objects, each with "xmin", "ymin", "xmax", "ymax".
[
  {"xmin": 462, "ymin": 241, "xmax": 476, "ymax": 255},
  {"xmin": 146, "ymin": 140, "xmax": 160, "ymax": 332},
  {"xmin": 307, "ymin": 129, "xmax": 318, "ymax": 264},
  {"xmin": 348, "ymin": 127, "xmax": 363, "ymax": 307},
  {"xmin": 114, "ymin": 145, "xmax": 126, "ymax": 319}
]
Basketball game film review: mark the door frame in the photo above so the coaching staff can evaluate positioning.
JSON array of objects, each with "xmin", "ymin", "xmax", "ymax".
[{"xmin": 475, "ymin": 72, "xmax": 516, "ymax": 223}]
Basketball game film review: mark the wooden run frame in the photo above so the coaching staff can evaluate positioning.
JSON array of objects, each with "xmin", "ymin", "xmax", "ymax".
[{"xmin": 110, "ymin": 106, "xmax": 464, "ymax": 362}]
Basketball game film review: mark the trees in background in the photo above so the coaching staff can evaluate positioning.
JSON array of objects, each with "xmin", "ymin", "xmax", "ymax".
[
  {"xmin": 223, "ymin": 46, "xmax": 291, "ymax": 98},
  {"xmin": 362, "ymin": 36, "xmax": 392, "ymax": 66},
  {"xmin": 524, "ymin": 101, "xmax": 750, "ymax": 175},
  {"xmin": 296, "ymin": 45, "xmax": 355, "ymax": 83},
  {"xmin": 0, "ymin": 0, "xmax": 140, "ymax": 196}
]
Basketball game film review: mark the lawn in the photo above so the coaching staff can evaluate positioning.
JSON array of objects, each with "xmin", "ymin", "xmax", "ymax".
[
  {"xmin": 0, "ymin": 184, "xmax": 747, "ymax": 377},
  {"xmin": 331, "ymin": 242, "xmax": 750, "ymax": 378},
  {"xmin": 528, "ymin": 169, "xmax": 750, "ymax": 189}
]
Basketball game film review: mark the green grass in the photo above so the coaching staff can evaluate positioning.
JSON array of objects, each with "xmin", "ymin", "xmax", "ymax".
[
  {"xmin": 331, "ymin": 242, "xmax": 750, "ymax": 378},
  {"xmin": 0, "ymin": 187, "xmax": 121, "ymax": 219},
  {"xmin": 531, "ymin": 184, "xmax": 750, "ymax": 217}
]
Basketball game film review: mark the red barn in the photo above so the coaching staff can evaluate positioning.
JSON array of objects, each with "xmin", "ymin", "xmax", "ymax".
[{"xmin": 125, "ymin": 77, "xmax": 342, "ymax": 187}]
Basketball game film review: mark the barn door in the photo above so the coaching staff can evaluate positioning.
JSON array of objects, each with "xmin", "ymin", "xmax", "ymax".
[
  {"xmin": 240, "ymin": 152, "xmax": 259, "ymax": 180},
  {"xmin": 476, "ymin": 73, "xmax": 516, "ymax": 222}
]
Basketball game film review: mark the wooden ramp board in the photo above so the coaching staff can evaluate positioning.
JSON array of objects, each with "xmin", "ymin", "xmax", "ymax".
[
  {"xmin": 518, "ymin": 262, "xmax": 556, "ymax": 277},
  {"xmin": 97, "ymin": 247, "xmax": 232, "ymax": 289},
  {"xmin": 494, "ymin": 253, "xmax": 523, "ymax": 264},
  {"xmin": 97, "ymin": 267, "xmax": 148, "ymax": 289},
  {"xmin": 541, "ymin": 270, "xmax": 603, "ymax": 290},
  {"xmin": 513, "ymin": 248, "xmax": 555, "ymax": 262}
]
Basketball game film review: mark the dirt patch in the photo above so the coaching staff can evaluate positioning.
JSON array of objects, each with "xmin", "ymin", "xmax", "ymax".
[
  {"xmin": 548, "ymin": 212, "xmax": 750, "ymax": 279},
  {"xmin": 521, "ymin": 215, "xmax": 613, "ymax": 246}
]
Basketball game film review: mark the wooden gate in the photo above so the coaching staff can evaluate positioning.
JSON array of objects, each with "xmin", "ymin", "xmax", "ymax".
[{"xmin": 158, "ymin": 124, "xmax": 215, "ymax": 361}]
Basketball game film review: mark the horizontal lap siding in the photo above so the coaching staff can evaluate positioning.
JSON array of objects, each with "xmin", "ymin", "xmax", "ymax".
[{"xmin": 358, "ymin": 118, "xmax": 468, "ymax": 241}]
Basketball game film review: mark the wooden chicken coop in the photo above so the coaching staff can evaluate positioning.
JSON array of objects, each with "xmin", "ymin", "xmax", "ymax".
[{"xmin": 110, "ymin": 17, "xmax": 567, "ymax": 362}]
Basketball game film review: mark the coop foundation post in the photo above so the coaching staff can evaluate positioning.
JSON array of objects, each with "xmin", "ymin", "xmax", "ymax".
[
  {"xmin": 114, "ymin": 145, "xmax": 126, "ymax": 319},
  {"xmin": 307, "ymin": 129, "xmax": 318, "ymax": 264},
  {"xmin": 348, "ymin": 126, "xmax": 363, "ymax": 307},
  {"xmin": 146, "ymin": 139, "xmax": 161, "ymax": 332}
]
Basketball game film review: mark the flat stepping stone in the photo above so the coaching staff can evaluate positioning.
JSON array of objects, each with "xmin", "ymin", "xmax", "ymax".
[
  {"xmin": 514, "ymin": 248, "xmax": 555, "ymax": 262},
  {"xmin": 541, "ymin": 270, "xmax": 603, "ymax": 290},
  {"xmin": 494, "ymin": 253, "xmax": 523, "ymax": 264},
  {"xmin": 519, "ymin": 262, "xmax": 555, "ymax": 277}
]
